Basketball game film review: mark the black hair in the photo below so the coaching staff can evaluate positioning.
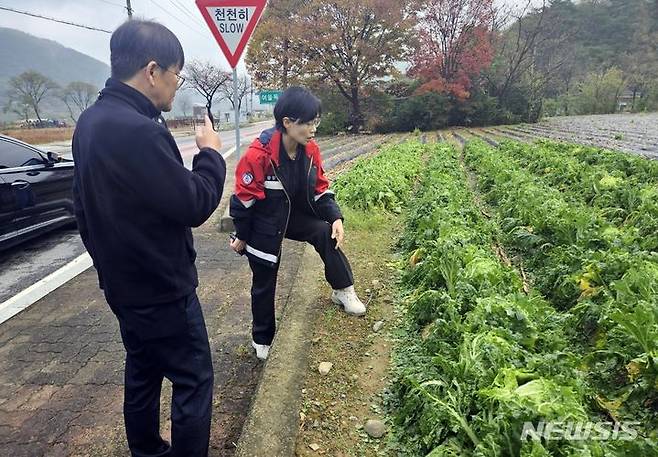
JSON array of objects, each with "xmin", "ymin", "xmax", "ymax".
[
  {"xmin": 274, "ymin": 87, "xmax": 322, "ymax": 131},
  {"xmin": 110, "ymin": 20, "xmax": 185, "ymax": 81}
]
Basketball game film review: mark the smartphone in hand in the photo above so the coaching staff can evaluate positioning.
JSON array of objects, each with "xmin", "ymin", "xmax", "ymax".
[
  {"xmin": 206, "ymin": 104, "xmax": 217, "ymax": 132},
  {"xmin": 229, "ymin": 233, "xmax": 245, "ymax": 256}
]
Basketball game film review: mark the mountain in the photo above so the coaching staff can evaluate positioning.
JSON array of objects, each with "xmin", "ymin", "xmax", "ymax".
[{"xmin": 0, "ymin": 27, "xmax": 110, "ymax": 122}]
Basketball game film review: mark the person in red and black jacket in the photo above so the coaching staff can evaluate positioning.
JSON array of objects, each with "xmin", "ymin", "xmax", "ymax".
[{"xmin": 229, "ymin": 87, "xmax": 366, "ymax": 360}]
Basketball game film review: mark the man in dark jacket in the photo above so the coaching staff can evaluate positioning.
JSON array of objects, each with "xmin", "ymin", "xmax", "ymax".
[{"xmin": 72, "ymin": 20, "xmax": 225, "ymax": 457}]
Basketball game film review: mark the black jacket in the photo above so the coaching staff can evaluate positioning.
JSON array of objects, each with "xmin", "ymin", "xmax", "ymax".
[
  {"xmin": 229, "ymin": 127, "xmax": 342, "ymax": 268},
  {"xmin": 72, "ymin": 78, "xmax": 226, "ymax": 306}
]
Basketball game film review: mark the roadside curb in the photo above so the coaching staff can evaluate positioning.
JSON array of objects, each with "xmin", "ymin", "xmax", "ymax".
[
  {"xmin": 217, "ymin": 144, "xmax": 237, "ymax": 233},
  {"xmin": 218, "ymin": 205, "xmax": 235, "ymax": 233},
  {"xmin": 235, "ymin": 244, "xmax": 324, "ymax": 457}
]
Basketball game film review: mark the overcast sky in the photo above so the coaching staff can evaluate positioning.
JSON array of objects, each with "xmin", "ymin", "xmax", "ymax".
[
  {"xmin": 0, "ymin": 0, "xmax": 543, "ymax": 75},
  {"xmin": 0, "ymin": 0, "xmax": 250, "ymax": 72}
]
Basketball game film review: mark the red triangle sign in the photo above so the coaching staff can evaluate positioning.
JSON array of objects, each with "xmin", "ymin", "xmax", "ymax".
[{"xmin": 196, "ymin": 0, "xmax": 267, "ymax": 69}]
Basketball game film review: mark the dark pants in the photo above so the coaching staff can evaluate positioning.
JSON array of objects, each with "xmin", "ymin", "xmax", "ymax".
[
  {"xmin": 110, "ymin": 292, "xmax": 214, "ymax": 457},
  {"xmin": 249, "ymin": 210, "xmax": 354, "ymax": 345}
]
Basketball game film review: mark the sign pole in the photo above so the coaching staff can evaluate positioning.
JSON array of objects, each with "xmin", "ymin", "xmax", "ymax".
[
  {"xmin": 233, "ymin": 67, "xmax": 240, "ymax": 158},
  {"xmin": 196, "ymin": 0, "xmax": 267, "ymax": 160}
]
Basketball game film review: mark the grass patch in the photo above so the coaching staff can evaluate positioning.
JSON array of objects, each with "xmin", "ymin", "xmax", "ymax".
[
  {"xmin": 295, "ymin": 207, "xmax": 401, "ymax": 457},
  {"xmin": 1, "ymin": 127, "xmax": 74, "ymax": 145}
]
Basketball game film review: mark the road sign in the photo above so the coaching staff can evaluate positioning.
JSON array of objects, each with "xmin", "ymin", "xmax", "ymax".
[
  {"xmin": 196, "ymin": 0, "xmax": 267, "ymax": 69},
  {"xmin": 196, "ymin": 0, "xmax": 267, "ymax": 159},
  {"xmin": 259, "ymin": 91, "xmax": 283, "ymax": 104}
]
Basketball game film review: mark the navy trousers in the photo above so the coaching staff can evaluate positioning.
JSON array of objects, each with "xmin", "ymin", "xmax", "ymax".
[
  {"xmin": 110, "ymin": 292, "xmax": 214, "ymax": 457},
  {"xmin": 249, "ymin": 210, "xmax": 354, "ymax": 345}
]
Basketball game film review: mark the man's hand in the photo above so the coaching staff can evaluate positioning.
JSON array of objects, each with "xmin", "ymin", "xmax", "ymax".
[
  {"xmin": 230, "ymin": 237, "xmax": 246, "ymax": 254},
  {"xmin": 196, "ymin": 114, "xmax": 222, "ymax": 152},
  {"xmin": 331, "ymin": 219, "xmax": 344, "ymax": 250}
]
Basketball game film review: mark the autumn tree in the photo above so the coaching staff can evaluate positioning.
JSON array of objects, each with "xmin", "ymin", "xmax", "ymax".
[
  {"xmin": 5, "ymin": 70, "xmax": 58, "ymax": 124},
  {"xmin": 248, "ymin": 0, "xmax": 413, "ymax": 131},
  {"xmin": 61, "ymin": 81, "xmax": 98, "ymax": 123},
  {"xmin": 183, "ymin": 60, "xmax": 231, "ymax": 112},
  {"xmin": 409, "ymin": 0, "xmax": 496, "ymax": 100},
  {"xmin": 245, "ymin": 0, "xmax": 307, "ymax": 90},
  {"xmin": 483, "ymin": 0, "xmax": 579, "ymax": 121},
  {"xmin": 298, "ymin": 0, "xmax": 415, "ymax": 131}
]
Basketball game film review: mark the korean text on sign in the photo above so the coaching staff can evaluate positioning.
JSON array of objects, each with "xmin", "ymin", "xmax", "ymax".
[{"xmin": 214, "ymin": 8, "xmax": 250, "ymax": 22}]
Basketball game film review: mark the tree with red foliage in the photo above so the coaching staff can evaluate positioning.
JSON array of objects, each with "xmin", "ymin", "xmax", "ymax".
[
  {"xmin": 410, "ymin": 0, "xmax": 495, "ymax": 100},
  {"xmin": 298, "ymin": 0, "xmax": 414, "ymax": 131},
  {"xmin": 249, "ymin": 0, "xmax": 414, "ymax": 132}
]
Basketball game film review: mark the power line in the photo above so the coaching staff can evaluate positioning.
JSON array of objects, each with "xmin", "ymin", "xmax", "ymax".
[
  {"xmin": 146, "ymin": 0, "xmax": 208, "ymax": 39},
  {"xmin": 93, "ymin": 0, "xmax": 132, "ymax": 19},
  {"xmin": 0, "ymin": 3, "xmax": 212, "ymax": 39},
  {"xmin": 171, "ymin": 0, "xmax": 204, "ymax": 22},
  {"xmin": 166, "ymin": 0, "xmax": 206, "ymax": 27},
  {"xmin": 95, "ymin": 0, "xmax": 125, "ymax": 8},
  {"xmin": 0, "ymin": 6, "xmax": 112, "ymax": 33},
  {"xmin": 148, "ymin": 0, "xmax": 206, "ymax": 35}
]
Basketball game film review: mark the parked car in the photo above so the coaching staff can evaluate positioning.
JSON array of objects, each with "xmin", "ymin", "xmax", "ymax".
[
  {"xmin": 18, "ymin": 119, "xmax": 68, "ymax": 129},
  {"xmin": 0, "ymin": 134, "xmax": 75, "ymax": 250}
]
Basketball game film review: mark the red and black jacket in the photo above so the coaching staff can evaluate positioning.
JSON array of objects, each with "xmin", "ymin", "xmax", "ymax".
[{"xmin": 229, "ymin": 127, "xmax": 342, "ymax": 267}]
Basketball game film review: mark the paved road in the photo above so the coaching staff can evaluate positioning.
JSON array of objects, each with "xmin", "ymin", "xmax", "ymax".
[{"xmin": 46, "ymin": 121, "xmax": 274, "ymax": 162}]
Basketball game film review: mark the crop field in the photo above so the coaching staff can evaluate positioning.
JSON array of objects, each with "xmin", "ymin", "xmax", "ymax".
[
  {"xmin": 332, "ymin": 135, "xmax": 658, "ymax": 456},
  {"xmin": 475, "ymin": 113, "xmax": 658, "ymax": 159}
]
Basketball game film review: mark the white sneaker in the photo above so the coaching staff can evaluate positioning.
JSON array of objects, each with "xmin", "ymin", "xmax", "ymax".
[
  {"xmin": 331, "ymin": 285, "xmax": 366, "ymax": 316},
  {"xmin": 251, "ymin": 340, "xmax": 270, "ymax": 360}
]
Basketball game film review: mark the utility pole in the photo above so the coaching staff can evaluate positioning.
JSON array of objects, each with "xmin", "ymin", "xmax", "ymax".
[{"xmin": 126, "ymin": 0, "xmax": 133, "ymax": 19}]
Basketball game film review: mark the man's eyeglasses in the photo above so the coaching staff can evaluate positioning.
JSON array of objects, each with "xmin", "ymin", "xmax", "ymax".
[{"xmin": 155, "ymin": 63, "xmax": 185, "ymax": 89}]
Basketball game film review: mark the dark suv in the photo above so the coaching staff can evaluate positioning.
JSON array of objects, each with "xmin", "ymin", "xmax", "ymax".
[{"xmin": 0, "ymin": 134, "xmax": 75, "ymax": 250}]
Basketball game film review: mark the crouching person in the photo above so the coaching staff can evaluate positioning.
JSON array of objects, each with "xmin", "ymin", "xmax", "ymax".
[{"xmin": 229, "ymin": 87, "xmax": 366, "ymax": 360}]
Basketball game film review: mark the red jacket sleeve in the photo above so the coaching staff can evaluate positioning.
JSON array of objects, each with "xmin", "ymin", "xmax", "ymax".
[
  {"xmin": 312, "ymin": 144, "xmax": 330, "ymax": 195},
  {"xmin": 234, "ymin": 146, "xmax": 266, "ymax": 204},
  {"xmin": 230, "ymin": 145, "xmax": 266, "ymax": 240}
]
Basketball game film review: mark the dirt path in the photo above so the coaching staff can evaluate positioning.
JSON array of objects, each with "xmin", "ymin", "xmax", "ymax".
[{"xmin": 291, "ymin": 143, "xmax": 416, "ymax": 457}]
